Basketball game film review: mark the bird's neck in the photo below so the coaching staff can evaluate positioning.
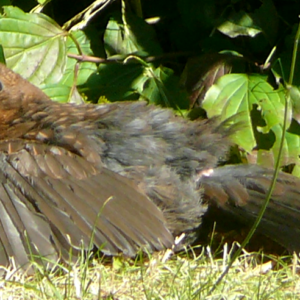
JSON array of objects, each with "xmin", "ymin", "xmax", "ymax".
[{"xmin": 0, "ymin": 101, "xmax": 104, "ymax": 165}]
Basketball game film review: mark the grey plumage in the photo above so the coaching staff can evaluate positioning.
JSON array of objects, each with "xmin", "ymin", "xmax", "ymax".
[{"xmin": 0, "ymin": 63, "xmax": 299, "ymax": 272}]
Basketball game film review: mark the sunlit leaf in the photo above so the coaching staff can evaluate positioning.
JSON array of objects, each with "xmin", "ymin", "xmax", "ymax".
[
  {"xmin": 41, "ymin": 84, "xmax": 85, "ymax": 104},
  {"xmin": 202, "ymin": 73, "xmax": 290, "ymax": 152},
  {"xmin": 256, "ymin": 125, "xmax": 300, "ymax": 168},
  {"xmin": 0, "ymin": 6, "xmax": 67, "ymax": 85},
  {"xmin": 103, "ymin": 13, "xmax": 162, "ymax": 57},
  {"xmin": 290, "ymin": 85, "xmax": 300, "ymax": 123},
  {"xmin": 218, "ymin": 12, "xmax": 262, "ymax": 38}
]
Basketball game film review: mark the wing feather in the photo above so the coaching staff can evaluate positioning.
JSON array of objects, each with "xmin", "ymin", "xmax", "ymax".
[{"xmin": 0, "ymin": 140, "xmax": 173, "ymax": 268}]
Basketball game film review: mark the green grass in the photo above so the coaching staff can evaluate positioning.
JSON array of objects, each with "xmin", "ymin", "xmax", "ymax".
[{"xmin": 1, "ymin": 244, "xmax": 300, "ymax": 300}]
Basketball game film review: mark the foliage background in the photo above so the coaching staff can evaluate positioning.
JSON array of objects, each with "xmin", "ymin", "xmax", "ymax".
[{"xmin": 0, "ymin": 0, "xmax": 300, "ymax": 174}]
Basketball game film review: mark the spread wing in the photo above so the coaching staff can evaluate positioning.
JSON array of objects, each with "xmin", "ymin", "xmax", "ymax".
[
  {"xmin": 200, "ymin": 164, "xmax": 300, "ymax": 251},
  {"xmin": 0, "ymin": 139, "xmax": 173, "ymax": 270}
]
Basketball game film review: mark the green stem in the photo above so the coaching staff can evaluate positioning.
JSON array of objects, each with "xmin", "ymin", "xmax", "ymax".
[{"xmin": 289, "ymin": 22, "xmax": 300, "ymax": 85}]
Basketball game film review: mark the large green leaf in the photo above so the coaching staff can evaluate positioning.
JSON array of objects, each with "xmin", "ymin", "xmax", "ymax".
[
  {"xmin": 202, "ymin": 74, "xmax": 290, "ymax": 152},
  {"xmin": 0, "ymin": 6, "xmax": 67, "ymax": 85},
  {"xmin": 0, "ymin": 7, "xmax": 97, "ymax": 103}
]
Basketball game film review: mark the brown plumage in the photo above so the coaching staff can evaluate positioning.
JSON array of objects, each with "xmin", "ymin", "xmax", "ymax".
[{"xmin": 0, "ymin": 63, "xmax": 299, "ymax": 271}]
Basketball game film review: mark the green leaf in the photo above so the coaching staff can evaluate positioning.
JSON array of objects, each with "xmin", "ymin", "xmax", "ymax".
[
  {"xmin": 0, "ymin": 7, "xmax": 97, "ymax": 102},
  {"xmin": 202, "ymin": 73, "xmax": 290, "ymax": 152},
  {"xmin": 218, "ymin": 12, "xmax": 262, "ymax": 38},
  {"xmin": 62, "ymin": 30, "xmax": 97, "ymax": 87},
  {"xmin": 141, "ymin": 66, "xmax": 189, "ymax": 108},
  {"xmin": 80, "ymin": 63, "xmax": 144, "ymax": 102},
  {"xmin": 0, "ymin": 6, "xmax": 67, "ymax": 85},
  {"xmin": 256, "ymin": 125, "xmax": 300, "ymax": 168},
  {"xmin": 104, "ymin": 18, "xmax": 137, "ymax": 56},
  {"xmin": 41, "ymin": 84, "xmax": 85, "ymax": 104},
  {"xmin": 289, "ymin": 85, "xmax": 300, "ymax": 123},
  {"xmin": 292, "ymin": 164, "xmax": 300, "ymax": 177},
  {"xmin": 103, "ymin": 13, "xmax": 162, "ymax": 57}
]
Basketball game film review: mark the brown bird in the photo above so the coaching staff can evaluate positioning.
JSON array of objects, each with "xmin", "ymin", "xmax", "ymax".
[{"xmin": 0, "ymin": 63, "xmax": 299, "ymax": 271}]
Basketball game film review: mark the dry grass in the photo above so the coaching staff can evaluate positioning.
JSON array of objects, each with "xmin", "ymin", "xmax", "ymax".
[{"xmin": 0, "ymin": 244, "xmax": 300, "ymax": 300}]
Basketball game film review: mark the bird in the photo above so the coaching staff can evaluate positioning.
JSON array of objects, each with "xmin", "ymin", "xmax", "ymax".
[{"xmin": 0, "ymin": 63, "xmax": 299, "ymax": 271}]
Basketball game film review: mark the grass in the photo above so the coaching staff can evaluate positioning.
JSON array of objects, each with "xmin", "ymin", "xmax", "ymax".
[{"xmin": 0, "ymin": 244, "xmax": 300, "ymax": 300}]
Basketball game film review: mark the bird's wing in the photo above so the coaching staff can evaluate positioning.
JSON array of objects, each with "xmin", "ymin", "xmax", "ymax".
[
  {"xmin": 200, "ymin": 164, "xmax": 300, "ymax": 251},
  {"xmin": 0, "ymin": 139, "xmax": 173, "ymax": 269}
]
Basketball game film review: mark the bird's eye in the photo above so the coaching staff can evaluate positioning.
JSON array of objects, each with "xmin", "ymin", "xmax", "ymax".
[{"xmin": 0, "ymin": 80, "xmax": 3, "ymax": 92}]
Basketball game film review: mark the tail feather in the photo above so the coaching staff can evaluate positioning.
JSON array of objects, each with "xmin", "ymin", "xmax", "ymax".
[{"xmin": 200, "ymin": 164, "xmax": 300, "ymax": 251}]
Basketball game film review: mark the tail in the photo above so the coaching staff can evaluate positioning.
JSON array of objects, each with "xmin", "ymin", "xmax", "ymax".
[{"xmin": 199, "ymin": 164, "xmax": 300, "ymax": 252}]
